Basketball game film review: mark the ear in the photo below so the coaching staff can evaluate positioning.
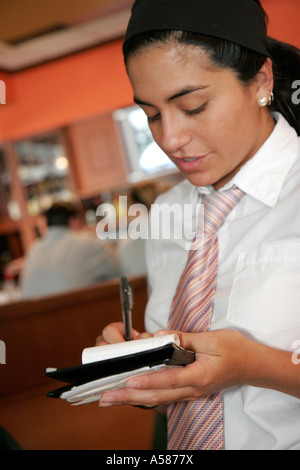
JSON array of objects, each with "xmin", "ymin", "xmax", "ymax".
[{"xmin": 255, "ymin": 58, "xmax": 274, "ymax": 99}]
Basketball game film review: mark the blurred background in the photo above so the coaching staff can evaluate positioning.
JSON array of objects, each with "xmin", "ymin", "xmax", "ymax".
[
  {"xmin": 0, "ymin": 0, "xmax": 182, "ymax": 295},
  {"xmin": 0, "ymin": 0, "xmax": 299, "ymax": 289}
]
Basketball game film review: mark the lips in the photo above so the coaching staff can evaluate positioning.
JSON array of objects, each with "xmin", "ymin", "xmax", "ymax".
[
  {"xmin": 173, "ymin": 155, "xmax": 209, "ymax": 171},
  {"xmin": 182, "ymin": 157, "xmax": 200, "ymax": 162}
]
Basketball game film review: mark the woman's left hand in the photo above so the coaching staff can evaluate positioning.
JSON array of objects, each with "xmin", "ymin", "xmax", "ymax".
[{"xmin": 99, "ymin": 328, "xmax": 258, "ymax": 408}]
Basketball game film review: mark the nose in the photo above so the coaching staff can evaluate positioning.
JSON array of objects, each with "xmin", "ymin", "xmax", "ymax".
[{"xmin": 158, "ymin": 114, "xmax": 191, "ymax": 155}]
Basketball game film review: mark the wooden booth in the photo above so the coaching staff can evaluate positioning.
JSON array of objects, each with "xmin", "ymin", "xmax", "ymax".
[{"xmin": 0, "ymin": 276, "xmax": 157, "ymax": 450}]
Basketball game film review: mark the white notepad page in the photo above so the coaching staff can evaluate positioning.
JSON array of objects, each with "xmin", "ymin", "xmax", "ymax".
[
  {"xmin": 81, "ymin": 333, "xmax": 180, "ymax": 365},
  {"xmin": 60, "ymin": 364, "xmax": 170, "ymax": 406}
]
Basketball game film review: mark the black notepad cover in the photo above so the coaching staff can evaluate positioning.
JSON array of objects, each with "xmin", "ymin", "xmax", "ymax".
[{"xmin": 45, "ymin": 342, "xmax": 195, "ymax": 398}]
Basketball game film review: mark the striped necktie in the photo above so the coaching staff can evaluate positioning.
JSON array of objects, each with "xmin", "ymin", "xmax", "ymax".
[{"xmin": 167, "ymin": 187, "xmax": 244, "ymax": 450}]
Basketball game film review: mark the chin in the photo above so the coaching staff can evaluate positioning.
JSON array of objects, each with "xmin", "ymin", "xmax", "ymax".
[{"xmin": 182, "ymin": 171, "xmax": 215, "ymax": 188}]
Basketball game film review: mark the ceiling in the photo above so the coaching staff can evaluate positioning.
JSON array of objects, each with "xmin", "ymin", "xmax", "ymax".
[{"xmin": 0, "ymin": 0, "xmax": 134, "ymax": 72}]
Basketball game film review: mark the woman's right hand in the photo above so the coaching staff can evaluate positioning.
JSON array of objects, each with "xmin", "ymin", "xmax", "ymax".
[{"xmin": 96, "ymin": 321, "xmax": 153, "ymax": 346}]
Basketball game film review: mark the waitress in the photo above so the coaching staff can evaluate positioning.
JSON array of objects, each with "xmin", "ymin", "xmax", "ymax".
[{"xmin": 98, "ymin": 0, "xmax": 300, "ymax": 450}]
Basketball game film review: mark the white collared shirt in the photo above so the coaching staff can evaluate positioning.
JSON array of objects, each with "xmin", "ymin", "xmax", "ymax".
[{"xmin": 145, "ymin": 114, "xmax": 300, "ymax": 450}]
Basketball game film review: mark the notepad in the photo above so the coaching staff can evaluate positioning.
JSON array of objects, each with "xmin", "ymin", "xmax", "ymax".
[
  {"xmin": 60, "ymin": 365, "xmax": 170, "ymax": 406},
  {"xmin": 45, "ymin": 334, "xmax": 195, "ymax": 405},
  {"xmin": 82, "ymin": 333, "xmax": 181, "ymax": 363}
]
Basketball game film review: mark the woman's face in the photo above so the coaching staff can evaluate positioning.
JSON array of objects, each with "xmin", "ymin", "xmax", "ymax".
[{"xmin": 127, "ymin": 42, "xmax": 274, "ymax": 189}]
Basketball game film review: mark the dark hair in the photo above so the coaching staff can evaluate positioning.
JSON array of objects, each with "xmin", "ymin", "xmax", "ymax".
[
  {"xmin": 44, "ymin": 202, "xmax": 79, "ymax": 227},
  {"xmin": 268, "ymin": 38, "xmax": 300, "ymax": 135},
  {"xmin": 124, "ymin": 1, "xmax": 300, "ymax": 135},
  {"xmin": 124, "ymin": 29, "xmax": 267, "ymax": 84}
]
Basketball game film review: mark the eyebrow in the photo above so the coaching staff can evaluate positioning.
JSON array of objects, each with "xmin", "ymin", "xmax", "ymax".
[{"xmin": 133, "ymin": 86, "xmax": 209, "ymax": 107}]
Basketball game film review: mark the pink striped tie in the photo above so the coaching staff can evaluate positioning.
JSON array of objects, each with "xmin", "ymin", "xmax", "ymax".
[{"xmin": 167, "ymin": 187, "xmax": 244, "ymax": 450}]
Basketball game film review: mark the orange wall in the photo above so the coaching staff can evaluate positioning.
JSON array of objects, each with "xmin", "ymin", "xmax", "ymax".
[
  {"xmin": 0, "ymin": 39, "xmax": 133, "ymax": 142},
  {"xmin": 262, "ymin": 0, "xmax": 300, "ymax": 48},
  {"xmin": 0, "ymin": 0, "xmax": 299, "ymax": 142}
]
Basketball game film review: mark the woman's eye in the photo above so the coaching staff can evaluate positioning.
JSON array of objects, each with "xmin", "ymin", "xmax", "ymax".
[
  {"xmin": 184, "ymin": 102, "xmax": 208, "ymax": 116},
  {"xmin": 147, "ymin": 113, "xmax": 161, "ymax": 124}
]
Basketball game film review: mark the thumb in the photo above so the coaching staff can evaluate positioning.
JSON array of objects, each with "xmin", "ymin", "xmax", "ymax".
[
  {"xmin": 180, "ymin": 331, "xmax": 217, "ymax": 355},
  {"xmin": 154, "ymin": 329, "xmax": 199, "ymax": 351},
  {"xmin": 154, "ymin": 329, "xmax": 177, "ymax": 337},
  {"xmin": 154, "ymin": 329, "xmax": 214, "ymax": 354},
  {"xmin": 154, "ymin": 329, "xmax": 186, "ymax": 347}
]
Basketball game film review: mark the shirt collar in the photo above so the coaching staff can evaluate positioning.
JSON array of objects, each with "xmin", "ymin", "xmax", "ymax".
[{"xmin": 197, "ymin": 113, "xmax": 299, "ymax": 207}]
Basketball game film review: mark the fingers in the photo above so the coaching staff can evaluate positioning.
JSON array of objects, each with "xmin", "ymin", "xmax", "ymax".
[
  {"xmin": 97, "ymin": 330, "xmax": 223, "ymax": 408},
  {"xmin": 100, "ymin": 385, "xmax": 196, "ymax": 408},
  {"xmin": 96, "ymin": 322, "xmax": 144, "ymax": 345},
  {"xmin": 99, "ymin": 362, "xmax": 203, "ymax": 406},
  {"xmin": 97, "ymin": 329, "xmax": 248, "ymax": 408},
  {"xmin": 96, "ymin": 322, "xmax": 124, "ymax": 346},
  {"xmin": 134, "ymin": 331, "xmax": 153, "ymax": 340},
  {"xmin": 179, "ymin": 331, "xmax": 216, "ymax": 354},
  {"xmin": 95, "ymin": 335, "xmax": 105, "ymax": 346},
  {"xmin": 127, "ymin": 362, "xmax": 204, "ymax": 391},
  {"xmin": 155, "ymin": 329, "xmax": 225, "ymax": 357},
  {"xmin": 99, "ymin": 360, "xmax": 218, "ymax": 408}
]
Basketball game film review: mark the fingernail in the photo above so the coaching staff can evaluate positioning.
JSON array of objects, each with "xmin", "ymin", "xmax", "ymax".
[
  {"xmin": 154, "ymin": 330, "xmax": 168, "ymax": 337},
  {"xmin": 126, "ymin": 378, "xmax": 141, "ymax": 388},
  {"xmin": 100, "ymin": 395, "xmax": 115, "ymax": 405},
  {"xmin": 99, "ymin": 401, "xmax": 114, "ymax": 407}
]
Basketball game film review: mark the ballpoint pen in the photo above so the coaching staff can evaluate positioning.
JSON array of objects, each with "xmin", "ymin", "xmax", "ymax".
[{"xmin": 120, "ymin": 276, "xmax": 134, "ymax": 341}]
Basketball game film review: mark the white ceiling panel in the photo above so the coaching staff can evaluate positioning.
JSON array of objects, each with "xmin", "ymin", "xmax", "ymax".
[{"xmin": 0, "ymin": 1, "xmax": 132, "ymax": 72}]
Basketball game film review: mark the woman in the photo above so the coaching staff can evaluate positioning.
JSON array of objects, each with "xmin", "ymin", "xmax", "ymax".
[{"xmin": 98, "ymin": 0, "xmax": 300, "ymax": 450}]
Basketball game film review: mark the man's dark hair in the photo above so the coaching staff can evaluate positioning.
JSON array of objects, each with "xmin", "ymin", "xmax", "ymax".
[{"xmin": 44, "ymin": 202, "xmax": 79, "ymax": 227}]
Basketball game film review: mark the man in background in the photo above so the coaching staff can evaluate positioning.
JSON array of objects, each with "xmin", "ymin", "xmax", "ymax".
[{"xmin": 21, "ymin": 202, "xmax": 119, "ymax": 298}]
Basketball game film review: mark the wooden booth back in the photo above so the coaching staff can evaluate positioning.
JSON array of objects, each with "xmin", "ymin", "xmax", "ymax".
[{"xmin": 0, "ymin": 277, "xmax": 157, "ymax": 450}]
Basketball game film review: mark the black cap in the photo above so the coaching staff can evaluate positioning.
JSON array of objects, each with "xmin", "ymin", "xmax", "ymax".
[{"xmin": 123, "ymin": 0, "xmax": 270, "ymax": 57}]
